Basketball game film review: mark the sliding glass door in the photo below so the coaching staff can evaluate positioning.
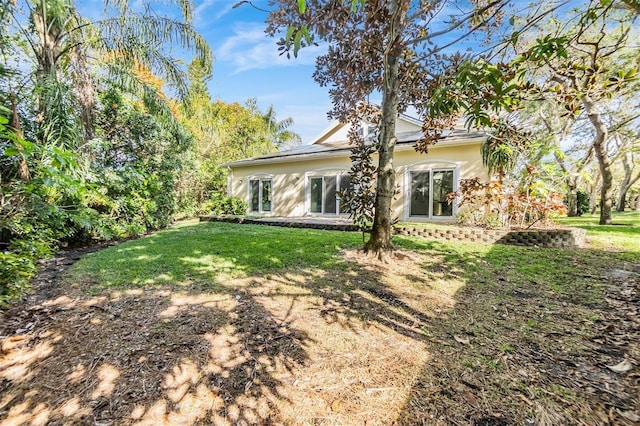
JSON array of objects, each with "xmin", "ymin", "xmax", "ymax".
[
  {"xmin": 409, "ymin": 169, "xmax": 454, "ymax": 218},
  {"xmin": 249, "ymin": 178, "xmax": 272, "ymax": 213},
  {"xmin": 309, "ymin": 174, "xmax": 350, "ymax": 215}
]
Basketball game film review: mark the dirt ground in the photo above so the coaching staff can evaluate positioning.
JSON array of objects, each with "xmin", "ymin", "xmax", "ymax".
[{"xmin": 0, "ymin": 243, "xmax": 638, "ymax": 425}]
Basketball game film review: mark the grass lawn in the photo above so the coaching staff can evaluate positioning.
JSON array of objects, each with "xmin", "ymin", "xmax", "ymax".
[
  {"xmin": 556, "ymin": 210, "xmax": 640, "ymax": 257},
  {"xmin": 1, "ymin": 219, "xmax": 638, "ymax": 424}
]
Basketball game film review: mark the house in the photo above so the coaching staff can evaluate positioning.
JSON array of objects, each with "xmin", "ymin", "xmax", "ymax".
[{"xmin": 226, "ymin": 114, "xmax": 489, "ymax": 221}]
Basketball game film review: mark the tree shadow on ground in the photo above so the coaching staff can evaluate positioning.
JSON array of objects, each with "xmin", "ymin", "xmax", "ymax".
[
  {"xmin": 3, "ymin": 222, "xmax": 636, "ymax": 424},
  {"xmin": 394, "ymin": 237, "xmax": 640, "ymax": 425},
  {"xmin": 0, "ymin": 223, "xmax": 449, "ymax": 424}
]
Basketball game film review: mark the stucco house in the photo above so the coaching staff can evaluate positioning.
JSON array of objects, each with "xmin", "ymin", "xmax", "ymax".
[{"xmin": 226, "ymin": 114, "xmax": 489, "ymax": 222}]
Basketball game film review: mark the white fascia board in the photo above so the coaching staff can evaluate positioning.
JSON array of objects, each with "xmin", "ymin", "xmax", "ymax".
[{"xmin": 229, "ymin": 136, "xmax": 486, "ymax": 169}]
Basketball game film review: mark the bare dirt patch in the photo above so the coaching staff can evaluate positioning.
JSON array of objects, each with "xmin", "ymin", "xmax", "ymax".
[{"xmin": 1, "ymin": 245, "xmax": 638, "ymax": 425}]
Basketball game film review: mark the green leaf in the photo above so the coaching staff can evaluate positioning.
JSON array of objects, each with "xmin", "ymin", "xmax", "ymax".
[
  {"xmin": 285, "ymin": 26, "xmax": 295, "ymax": 43},
  {"xmin": 300, "ymin": 26, "xmax": 311, "ymax": 43},
  {"xmin": 297, "ymin": 0, "xmax": 306, "ymax": 14},
  {"xmin": 3, "ymin": 147, "xmax": 19, "ymax": 156}
]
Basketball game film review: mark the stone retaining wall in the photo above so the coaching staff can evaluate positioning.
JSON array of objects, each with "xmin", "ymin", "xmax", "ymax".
[
  {"xmin": 393, "ymin": 226, "xmax": 586, "ymax": 248},
  {"xmin": 200, "ymin": 216, "xmax": 586, "ymax": 248}
]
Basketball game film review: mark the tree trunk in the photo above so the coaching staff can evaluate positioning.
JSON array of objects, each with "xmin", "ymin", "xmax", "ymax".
[
  {"xmin": 635, "ymin": 194, "xmax": 640, "ymax": 211},
  {"xmin": 364, "ymin": 0, "xmax": 403, "ymax": 254},
  {"xmin": 566, "ymin": 180, "xmax": 578, "ymax": 217},
  {"xmin": 9, "ymin": 93, "xmax": 30, "ymax": 181},
  {"xmin": 583, "ymin": 97, "xmax": 613, "ymax": 225},
  {"xmin": 589, "ymin": 172, "xmax": 600, "ymax": 215},
  {"xmin": 616, "ymin": 152, "xmax": 640, "ymax": 212},
  {"xmin": 617, "ymin": 189, "xmax": 627, "ymax": 212}
]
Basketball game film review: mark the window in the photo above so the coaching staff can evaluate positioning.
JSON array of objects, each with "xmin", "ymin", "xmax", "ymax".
[
  {"xmin": 249, "ymin": 178, "xmax": 272, "ymax": 213},
  {"xmin": 409, "ymin": 169, "xmax": 454, "ymax": 218},
  {"xmin": 410, "ymin": 171, "xmax": 430, "ymax": 216},
  {"xmin": 338, "ymin": 175, "xmax": 351, "ymax": 213},
  {"xmin": 308, "ymin": 174, "xmax": 350, "ymax": 215},
  {"xmin": 432, "ymin": 170, "xmax": 453, "ymax": 217}
]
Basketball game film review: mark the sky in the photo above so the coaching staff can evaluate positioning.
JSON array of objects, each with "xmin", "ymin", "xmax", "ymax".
[
  {"xmin": 71, "ymin": 0, "xmax": 333, "ymax": 144},
  {"xmin": 72, "ymin": 0, "xmax": 561, "ymax": 145},
  {"xmin": 192, "ymin": 0, "xmax": 333, "ymax": 144}
]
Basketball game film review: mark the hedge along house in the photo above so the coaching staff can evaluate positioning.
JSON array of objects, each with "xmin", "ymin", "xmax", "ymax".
[{"xmin": 226, "ymin": 114, "xmax": 489, "ymax": 222}]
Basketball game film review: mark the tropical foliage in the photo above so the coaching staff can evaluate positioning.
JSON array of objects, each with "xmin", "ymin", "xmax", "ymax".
[{"xmin": 0, "ymin": 0, "xmax": 297, "ymax": 304}]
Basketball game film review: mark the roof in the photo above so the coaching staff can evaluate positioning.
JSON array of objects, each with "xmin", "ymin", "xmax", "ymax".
[{"xmin": 227, "ymin": 129, "xmax": 487, "ymax": 167}]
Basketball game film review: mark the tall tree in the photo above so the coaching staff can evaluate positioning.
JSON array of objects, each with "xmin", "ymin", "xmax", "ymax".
[
  {"xmin": 427, "ymin": 1, "xmax": 638, "ymax": 225},
  {"xmin": 261, "ymin": 104, "xmax": 302, "ymax": 150},
  {"xmin": 268, "ymin": 0, "xmax": 514, "ymax": 254},
  {"xmin": 7, "ymin": 0, "xmax": 211, "ymax": 149}
]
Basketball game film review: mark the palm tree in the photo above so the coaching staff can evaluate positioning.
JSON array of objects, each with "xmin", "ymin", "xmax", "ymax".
[
  {"xmin": 8, "ymin": 0, "xmax": 211, "ymax": 149},
  {"xmin": 260, "ymin": 104, "xmax": 302, "ymax": 150}
]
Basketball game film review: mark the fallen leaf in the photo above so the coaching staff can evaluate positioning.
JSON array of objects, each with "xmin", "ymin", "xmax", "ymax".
[
  {"xmin": 607, "ymin": 359, "xmax": 634, "ymax": 373},
  {"xmin": 331, "ymin": 399, "xmax": 341, "ymax": 412},
  {"xmin": 617, "ymin": 410, "xmax": 640, "ymax": 422},
  {"xmin": 454, "ymin": 335, "xmax": 470, "ymax": 345},
  {"xmin": 462, "ymin": 390, "xmax": 478, "ymax": 406}
]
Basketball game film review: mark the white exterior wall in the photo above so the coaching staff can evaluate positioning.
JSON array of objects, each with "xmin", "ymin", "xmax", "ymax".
[{"xmin": 229, "ymin": 139, "xmax": 487, "ymax": 219}]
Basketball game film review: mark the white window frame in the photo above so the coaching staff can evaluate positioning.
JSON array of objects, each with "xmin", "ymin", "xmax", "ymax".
[
  {"xmin": 403, "ymin": 160, "xmax": 460, "ymax": 221},
  {"xmin": 247, "ymin": 175, "xmax": 274, "ymax": 215},
  {"xmin": 305, "ymin": 170, "xmax": 350, "ymax": 216}
]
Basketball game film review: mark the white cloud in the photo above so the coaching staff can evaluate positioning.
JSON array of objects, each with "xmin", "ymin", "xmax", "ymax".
[
  {"xmin": 194, "ymin": 0, "xmax": 235, "ymax": 24},
  {"xmin": 217, "ymin": 23, "xmax": 325, "ymax": 74}
]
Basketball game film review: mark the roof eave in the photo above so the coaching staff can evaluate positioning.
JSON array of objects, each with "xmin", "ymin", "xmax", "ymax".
[{"xmin": 228, "ymin": 135, "xmax": 486, "ymax": 168}]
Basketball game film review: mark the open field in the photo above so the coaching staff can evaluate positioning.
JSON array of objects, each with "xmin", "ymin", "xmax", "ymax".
[{"xmin": 1, "ymin": 217, "xmax": 638, "ymax": 425}]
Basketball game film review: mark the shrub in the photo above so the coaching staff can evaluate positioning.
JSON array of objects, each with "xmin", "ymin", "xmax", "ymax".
[
  {"xmin": 200, "ymin": 193, "xmax": 247, "ymax": 216},
  {"xmin": 452, "ymin": 171, "xmax": 567, "ymax": 228},
  {"xmin": 0, "ymin": 251, "xmax": 37, "ymax": 306},
  {"xmin": 576, "ymin": 190, "xmax": 590, "ymax": 216}
]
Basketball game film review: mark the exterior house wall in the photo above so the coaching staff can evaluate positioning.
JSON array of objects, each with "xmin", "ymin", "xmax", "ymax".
[
  {"xmin": 229, "ymin": 156, "xmax": 352, "ymax": 217},
  {"xmin": 229, "ymin": 139, "xmax": 487, "ymax": 219}
]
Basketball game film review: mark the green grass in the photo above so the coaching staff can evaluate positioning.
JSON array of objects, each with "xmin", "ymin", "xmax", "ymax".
[
  {"xmin": 67, "ymin": 222, "xmax": 362, "ymax": 289},
  {"xmin": 67, "ymin": 215, "xmax": 638, "ymax": 299},
  {"xmin": 556, "ymin": 210, "xmax": 640, "ymax": 259},
  {"xmin": 59, "ymin": 220, "xmax": 638, "ymax": 424}
]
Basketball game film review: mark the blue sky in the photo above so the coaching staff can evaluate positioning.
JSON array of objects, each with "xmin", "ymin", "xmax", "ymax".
[
  {"xmin": 72, "ymin": 0, "xmax": 332, "ymax": 143},
  {"xmin": 193, "ymin": 0, "xmax": 332, "ymax": 143},
  {"xmin": 73, "ymin": 0, "xmax": 556, "ymax": 144}
]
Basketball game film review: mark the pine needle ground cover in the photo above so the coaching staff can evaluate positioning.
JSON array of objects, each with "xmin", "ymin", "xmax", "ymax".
[{"xmin": 1, "ymin": 219, "xmax": 638, "ymax": 425}]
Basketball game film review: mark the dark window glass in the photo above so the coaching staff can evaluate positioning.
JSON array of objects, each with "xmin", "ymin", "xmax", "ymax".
[
  {"xmin": 324, "ymin": 176, "xmax": 337, "ymax": 214},
  {"xmin": 432, "ymin": 171, "xmax": 453, "ymax": 216},
  {"xmin": 310, "ymin": 177, "xmax": 322, "ymax": 213},
  {"xmin": 261, "ymin": 180, "xmax": 272, "ymax": 212},
  {"xmin": 410, "ymin": 171, "xmax": 430, "ymax": 216},
  {"xmin": 339, "ymin": 175, "xmax": 351, "ymax": 214},
  {"xmin": 250, "ymin": 179, "xmax": 259, "ymax": 212}
]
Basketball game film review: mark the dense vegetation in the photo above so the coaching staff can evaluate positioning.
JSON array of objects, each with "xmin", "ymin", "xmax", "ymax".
[{"xmin": 0, "ymin": 0, "xmax": 299, "ymax": 304}]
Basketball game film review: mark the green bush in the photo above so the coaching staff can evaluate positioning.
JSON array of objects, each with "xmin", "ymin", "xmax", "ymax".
[
  {"xmin": 576, "ymin": 190, "xmax": 590, "ymax": 216},
  {"xmin": 0, "ymin": 251, "xmax": 37, "ymax": 306},
  {"xmin": 200, "ymin": 193, "xmax": 247, "ymax": 216}
]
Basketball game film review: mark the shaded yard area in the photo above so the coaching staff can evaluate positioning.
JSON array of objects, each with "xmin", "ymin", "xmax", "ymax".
[{"xmin": 1, "ymin": 220, "xmax": 638, "ymax": 425}]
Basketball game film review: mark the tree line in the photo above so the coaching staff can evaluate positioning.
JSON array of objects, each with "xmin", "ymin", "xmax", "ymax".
[{"xmin": 0, "ymin": 0, "xmax": 299, "ymax": 303}]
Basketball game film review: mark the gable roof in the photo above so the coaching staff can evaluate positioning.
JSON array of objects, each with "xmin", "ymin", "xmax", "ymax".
[{"xmin": 309, "ymin": 113, "xmax": 422, "ymax": 146}]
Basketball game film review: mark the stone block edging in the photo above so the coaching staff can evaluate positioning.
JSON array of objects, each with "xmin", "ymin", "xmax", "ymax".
[
  {"xmin": 393, "ymin": 226, "xmax": 586, "ymax": 248},
  {"xmin": 199, "ymin": 216, "xmax": 586, "ymax": 248}
]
